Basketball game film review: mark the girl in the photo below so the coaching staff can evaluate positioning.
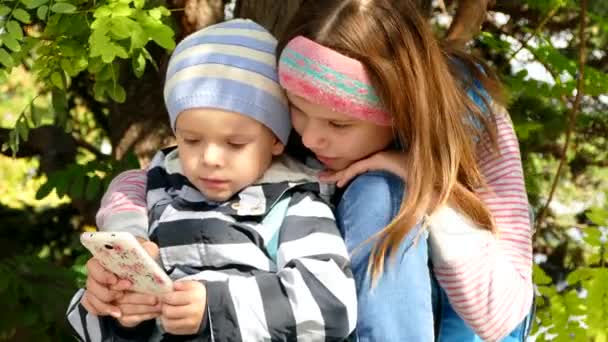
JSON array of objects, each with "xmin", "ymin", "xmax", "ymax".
[
  {"xmin": 89, "ymin": 0, "xmax": 534, "ymax": 340},
  {"xmin": 275, "ymin": 2, "xmax": 533, "ymax": 341}
]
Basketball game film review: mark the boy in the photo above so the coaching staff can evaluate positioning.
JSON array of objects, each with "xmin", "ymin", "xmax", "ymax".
[{"xmin": 66, "ymin": 19, "xmax": 356, "ymax": 341}]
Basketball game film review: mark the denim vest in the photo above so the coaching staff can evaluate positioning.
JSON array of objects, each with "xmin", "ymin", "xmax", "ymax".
[{"xmin": 431, "ymin": 270, "xmax": 535, "ymax": 342}]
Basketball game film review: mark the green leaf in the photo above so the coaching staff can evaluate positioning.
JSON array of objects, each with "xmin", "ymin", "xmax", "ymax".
[
  {"xmin": 2, "ymin": 34, "xmax": 21, "ymax": 52},
  {"xmin": 0, "ymin": 69, "xmax": 8, "ymax": 83},
  {"xmin": 133, "ymin": 0, "xmax": 144, "ymax": 9},
  {"xmin": 131, "ymin": 51, "xmax": 145, "ymax": 78},
  {"xmin": 111, "ymin": 3, "xmax": 133, "ymax": 17},
  {"xmin": 70, "ymin": 174, "xmax": 85, "ymax": 199},
  {"xmin": 22, "ymin": 0, "xmax": 49, "ymax": 9},
  {"xmin": 6, "ymin": 20, "xmax": 24, "ymax": 41},
  {"xmin": 141, "ymin": 47, "xmax": 158, "ymax": 71},
  {"xmin": 50, "ymin": 2, "xmax": 76, "ymax": 13},
  {"xmin": 148, "ymin": 6, "xmax": 170, "ymax": 19},
  {"xmin": 30, "ymin": 103, "xmax": 42, "ymax": 126},
  {"xmin": 60, "ymin": 58, "xmax": 75, "ymax": 76},
  {"xmin": 85, "ymin": 176, "xmax": 101, "ymax": 200},
  {"xmin": 50, "ymin": 71, "xmax": 64, "ymax": 89},
  {"xmin": 12, "ymin": 8, "xmax": 32, "ymax": 23},
  {"xmin": 143, "ymin": 23, "xmax": 175, "ymax": 50},
  {"xmin": 93, "ymin": 80, "xmax": 107, "ymax": 100},
  {"xmin": 130, "ymin": 24, "xmax": 147, "ymax": 51},
  {"xmin": 0, "ymin": 6, "xmax": 11, "ymax": 16},
  {"xmin": 96, "ymin": 64, "xmax": 113, "ymax": 81},
  {"xmin": 93, "ymin": 6, "xmax": 111, "ymax": 18},
  {"xmin": 110, "ymin": 17, "xmax": 135, "ymax": 39},
  {"xmin": 533, "ymin": 264, "xmax": 552, "ymax": 284},
  {"xmin": 108, "ymin": 83, "xmax": 126, "ymax": 102},
  {"xmin": 8, "ymin": 130, "xmax": 19, "ymax": 156},
  {"xmin": 36, "ymin": 5, "xmax": 48, "ymax": 20},
  {"xmin": 16, "ymin": 120, "xmax": 29, "ymax": 141},
  {"xmin": 51, "ymin": 89, "xmax": 68, "ymax": 126},
  {"xmin": 0, "ymin": 48, "xmax": 15, "ymax": 68},
  {"xmin": 587, "ymin": 208, "xmax": 608, "ymax": 226}
]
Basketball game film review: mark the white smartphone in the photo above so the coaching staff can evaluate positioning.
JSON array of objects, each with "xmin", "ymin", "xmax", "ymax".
[{"xmin": 80, "ymin": 232, "xmax": 173, "ymax": 295}]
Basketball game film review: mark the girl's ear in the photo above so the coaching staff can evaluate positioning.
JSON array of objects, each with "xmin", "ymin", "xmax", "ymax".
[{"xmin": 271, "ymin": 139, "xmax": 285, "ymax": 156}]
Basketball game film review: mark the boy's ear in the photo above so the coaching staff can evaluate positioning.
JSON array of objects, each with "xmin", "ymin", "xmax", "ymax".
[{"xmin": 271, "ymin": 139, "xmax": 285, "ymax": 156}]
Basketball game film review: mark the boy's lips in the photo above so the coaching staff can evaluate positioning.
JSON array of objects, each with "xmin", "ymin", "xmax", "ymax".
[{"xmin": 200, "ymin": 178, "xmax": 229, "ymax": 189}]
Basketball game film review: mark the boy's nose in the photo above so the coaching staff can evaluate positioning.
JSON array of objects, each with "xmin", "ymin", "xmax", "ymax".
[{"xmin": 202, "ymin": 145, "xmax": 224, "ymax": 167}]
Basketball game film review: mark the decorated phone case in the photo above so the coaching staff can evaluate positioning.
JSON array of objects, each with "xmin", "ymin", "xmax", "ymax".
[{"xmin": 80, "ymin": 232, "xmax": 173, "ymax": 295}]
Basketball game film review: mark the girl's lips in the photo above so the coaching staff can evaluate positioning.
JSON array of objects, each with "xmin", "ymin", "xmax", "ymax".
[{"xmin": 316, "ymin": 155, "xmax": 337, "ymax": 165}]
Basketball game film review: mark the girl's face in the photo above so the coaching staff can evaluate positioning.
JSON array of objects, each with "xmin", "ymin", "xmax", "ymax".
[{"xmin": 288, "ymin": 93, "xmax": 394, "ymax": 171}]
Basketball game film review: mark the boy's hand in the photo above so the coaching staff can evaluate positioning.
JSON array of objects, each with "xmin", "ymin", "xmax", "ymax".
[
  {"xmin": 160, "ymin": 281, "xmax": 207, "ymax": 335},
  {"xmin": 81, "ymin": 258, "xmax": 131, "ymax": 318},
  {"xmin": 115, "ymin": 292, "xmax": 162, "ymax": 328},
  {"xmin": 318, "ymin": 150, "xmax": 408, "ymax": 187}
]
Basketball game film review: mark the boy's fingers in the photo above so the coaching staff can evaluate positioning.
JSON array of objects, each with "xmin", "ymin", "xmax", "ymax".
[
  {"xmin": 87, "ymin": 258, "xmax": 117, "ymax": 285},
  {"xmin": 117, "ymin": 292, "xmax": 159, "ymax": 306},
  {"xmin": 109, "ymin": 279, "xmax": 132, "ymax": 292},
  {"xmin": 118, "ymin": 313, "xmax": 159, "ymax": 327},
  {"xmin": 81, "ymin": 293, "xmax": 100, "ymax": 315},
  {"xmin": 162, "ymin": 281, "xmax": 205, "ymax": 306},
  {"xmin": 118, "ymin": 302, "xmax": 162, "ymax": 316},
  {"xmin": 86, "ymin": 276, "xmax": 123, "ymax": 303},
  {"xmin": 84, "ymin": 290, "xmax": 122, "ymax": 318}
]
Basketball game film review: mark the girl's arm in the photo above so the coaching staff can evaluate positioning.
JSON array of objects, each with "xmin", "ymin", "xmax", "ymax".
[
  {"xmin": 429, "ymin": 106, "xmax": 533, "ymax": 340},
  {"xmin": 96, "ymin": 169, "xmax": 149, "ymax": 238}
]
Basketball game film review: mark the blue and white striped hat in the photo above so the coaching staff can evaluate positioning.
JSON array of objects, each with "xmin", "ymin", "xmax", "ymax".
[{"xmin": 164, "ymin": 19, "xmax": 291, "ymax": 144}]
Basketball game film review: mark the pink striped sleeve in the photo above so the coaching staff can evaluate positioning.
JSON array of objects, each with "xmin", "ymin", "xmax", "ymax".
[
  {"xmin": 433, "ymin": 107, "xmax": 533, "ymax": 341},
  {"xmin": 95, "ymin": 169, "xmax": 149, "ymax": 238}
]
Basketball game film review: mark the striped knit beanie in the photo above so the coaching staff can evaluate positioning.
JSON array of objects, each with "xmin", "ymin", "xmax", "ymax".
[{"xmin": 163, "ymin": 19, "xmax": 291, "ymax": 144}]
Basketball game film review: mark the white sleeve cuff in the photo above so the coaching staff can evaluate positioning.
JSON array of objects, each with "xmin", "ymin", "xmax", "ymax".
[{"xmin": 427, "ymin": 205, "xmax": 494, "ymax": 266}]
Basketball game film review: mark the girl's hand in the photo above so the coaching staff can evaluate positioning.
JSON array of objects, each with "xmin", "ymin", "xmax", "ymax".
[
  {"xmin": 160, "ymin": 281, "xmax": 207, "ymax": 335},
  {"xmin": 115, "ymin": 292, "xmax": 162, "ymax": 328},
  {"xmin": 319, "ymin": 150, "xmax": 408, "ymax": 187},
  {"xmin": 81, "ymin": 258, "xmax": 131, "ymax": 318},
  {"xmin": 135, "ymin": 237, "xmax": 160, "ymax": 261}
]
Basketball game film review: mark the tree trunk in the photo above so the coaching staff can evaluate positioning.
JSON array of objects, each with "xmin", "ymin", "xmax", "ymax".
[{"xmin": 234, "ymin": 0, "xmax": 304, "ymax": 38}]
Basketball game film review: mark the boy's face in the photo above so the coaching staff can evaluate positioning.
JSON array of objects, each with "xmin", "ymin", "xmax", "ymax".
[{"xmin": 175, "ymin": 108, "xmax": 284, "ymax": 202}]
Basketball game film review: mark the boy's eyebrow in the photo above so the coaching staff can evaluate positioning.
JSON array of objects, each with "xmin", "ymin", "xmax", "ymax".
[
  {"xmin": 175, "ymin": 128, "xmax": 201, "ymax": 135},
  {"xmin": 226, "ymin": 133, "xmax": 256, "ymax": 140}
]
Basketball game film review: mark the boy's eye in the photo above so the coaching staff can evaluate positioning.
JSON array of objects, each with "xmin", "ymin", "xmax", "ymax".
[
  {"xmin": 228, "ymin": 141, "xmax": 248, "ymax": 148},
  {"xmin": 329, "ymin": 121, "xmax": 350, "ymax": 128},
  {"xmin": 183, "ymin": 138, "xmax": 200, "ymax": 144}
]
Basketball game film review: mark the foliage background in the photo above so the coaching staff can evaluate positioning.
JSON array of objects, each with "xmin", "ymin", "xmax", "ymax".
[{"xmin": 0, "ymin": 0, "xmax": 606, "ymax": 340}]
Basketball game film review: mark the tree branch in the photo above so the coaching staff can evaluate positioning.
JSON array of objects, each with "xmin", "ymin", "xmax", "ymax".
[
  {"xmin": 74, "ymin": 137, "xmax": 107, "ymax": 160},
  {"xmin": 535, "ymin": 0, "xmax": 588, "ymax": 230},
  {"xmin": 504, "ymin": 4, "xmax": 561, "ymax": 65},
  {"xmin": 445, "ymin": 0, "xmax": 495, "ymax": 48}
]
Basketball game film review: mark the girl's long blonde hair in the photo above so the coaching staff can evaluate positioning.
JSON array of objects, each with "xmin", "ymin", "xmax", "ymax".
[{"xmin": 279, "ymin": 0, "xmax": 503, "ymax": 280}]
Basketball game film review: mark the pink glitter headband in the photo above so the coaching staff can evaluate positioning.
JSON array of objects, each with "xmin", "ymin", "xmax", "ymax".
[{"xmin": 278, "ymin": 36, "xmax": 392, "ymax": 126}]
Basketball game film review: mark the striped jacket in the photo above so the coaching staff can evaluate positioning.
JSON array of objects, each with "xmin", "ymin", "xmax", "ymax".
[{"xmin": 67, "ymin": 147, "xmax": 357, "ymax": 341}]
